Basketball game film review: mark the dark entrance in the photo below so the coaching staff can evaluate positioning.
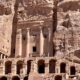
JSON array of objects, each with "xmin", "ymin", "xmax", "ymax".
[
  {"xmin": 17, "ymin": 61, "xmax": 23, "ymax": 75},
  {"xmin": 5, "ymin": 61, "xmax": 12, "ymax": 74},
  {"xmin": 12, "ymin": 76, "xmax": 20, "ymax": 80},
  {"xmin": 0, "ymin": 77, "xmax": 7, "ymax": 80},
  {"xmin": 55, "ymin": 75, "xmax": 62, "ymax": 80},
  {"xmin": 49, "ymin": 59, "xmax": 56, "ymax": 73},
  {"xmin": 70, "ymin": 66, "xmax": 76, "ymax": 75},
  {"xmin": 60, "ymin": 63, "xmax": 66, "ymax": 73},
  {"xmin": 27, "ymin": 60, "xmax": 32, "ymax": 74},
  {"xmin": 38, "ymin": 60, "xmax": 45, "ymax": 73}
]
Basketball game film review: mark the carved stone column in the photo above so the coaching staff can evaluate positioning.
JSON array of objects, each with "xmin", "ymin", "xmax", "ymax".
[
  {"xmin": 40, "ymin": 27, "xmax": 44, "ymax": 56},
  {"xmin": 1, "ymin": 54, "xmax": 2, "ymax": 59},
  {"xmin": 45, "ymin": 59, "xmax": 49, "ymax": 74},
  {"xmin": 23, "ymin": 62, "xmax": 27, "ymax": 75},
  {"xmin": 19, "ymin": 29, "xmax": 22, "ymax": 57},
  {"xmin": 48, "ymin": 28, "xmax": 51, "ymax": 56},
  {"xmin": 4, "ymin": 55, "xmax": 6, "ymax": 59},
  {"xmin": 26, "ymin": 28, "xmax": 30, "ymax": 57},
  {"xmin": 12, "ymin": 61, "xmax": 16, "ymax": 75},
  {"xmin": 56, "ymin": 62, "xmax": 60, "ymax": 73},
  {"xmin": 33, "ymin": 60, "xmax": 37, "ymax": 73},
  {"xmin": 16, "ymin": 29, "xmax": 22, "ymax": 57},
  {"xmin": 66, "ymin": 64, "xmax": 69, "ymax": 79},
  {"xmin": 3, "ymin": 61, "xmax": 5, "ymax": 75},
  {"xmin": 30, "ymin": 61, "xmax": 34, "ymax": 73}
]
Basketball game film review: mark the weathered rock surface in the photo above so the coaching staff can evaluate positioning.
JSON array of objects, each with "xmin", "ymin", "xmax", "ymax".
[{"xmin": 0, "ymin": 0, "xmax": 80, "ymax": 57}]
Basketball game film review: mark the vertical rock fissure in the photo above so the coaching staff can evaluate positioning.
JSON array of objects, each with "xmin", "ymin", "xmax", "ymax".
[
  {"xmin": 10, "ymin": 0, "xmax": 19, "ymax": 57},
  {"xmin": 49, "ymin": 0, "xmax": 58, "ymax": 56}
]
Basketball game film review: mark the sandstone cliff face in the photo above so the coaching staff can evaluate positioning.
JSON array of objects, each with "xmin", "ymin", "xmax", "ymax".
[
  {"xmin": 0, "ymin": 0, "xmax": 16, "ymax": 56},
  {"xmin": 0, "ymin": 0, "xmax": 53, "ymax": 56},
  {"xmin": 55, "ymin": 0, "xmax": 80, "ymax": 57},
  {"xmin": 1, "ymin": 0, "xmax": 80, "ymax": 57}
]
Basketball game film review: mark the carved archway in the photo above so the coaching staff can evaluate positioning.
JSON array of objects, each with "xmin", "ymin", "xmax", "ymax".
[
  {"xmin": 27, "ymin": 60, "xmax": 32, "ymax": 74},
  {"xmin": 70, "ymin": 66, "xmax": 76, "ymax": 75},
  {"xmin": 49, "ymin": 59, "xmax": 56, "ymax": 73},
  {"xmin": 38, "ymin": 60, "xmax": 45, "ymax": 73},
  {"xmin": 17, "ymin": 61, "xmax": 23, "ymax": 75},
  {"xmin": 60, "ymin": 63, "xmax": 66, "ymax": 73},
  {"xmin": 0, "ymin": 76, "xmax": 7, "ymax": 80},
  {"xmin": 55, "ymin": 75, "xmax": 62, "ymax": 80},
  {"xmin": 12, "ymin": 76, "xmax": 20, "ymax": 80},
  {"xmin": 5, "ymin": 61, "xmax": 12, "ymax": 74}
]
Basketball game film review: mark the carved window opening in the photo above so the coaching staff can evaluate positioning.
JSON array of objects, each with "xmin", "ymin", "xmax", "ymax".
[
  {"xmin": 60, "ymin": 63, "xmax": 66, "ymax": 73},
  {"xmin": 33, "ymin": 46, "xmax": 37, "ymax": 52},
  {"xmin": 12, "ymin": 76, "xmax": 20, "ymax": 80},
  {"xmin": 17, "ymin": 61, "xmax": 23, "ymax": 75},
  {"xmin": 49, "ymin": 60, "xmax": 56, "ymax": 73},
  {"xmin": 22, "ymin": 36, "xmax": 26, "ymax": 40},
  {"xmin": 70, "ymin": 66, "xmax": 76, "ymax": 75},
  {"xmin": 5, "ymin": 61, "xmax": 12, "ymax": 74},
  {"xmin": 38, "ymin": 60, "xmax": 45, "ymax": 74},
  {"xmin": 0, "ymin": 76, "xmax": 7, "ymax": 80},
  {"xmin": 55, "ymin": 75, "xmax": 62, "ymax": 80}
]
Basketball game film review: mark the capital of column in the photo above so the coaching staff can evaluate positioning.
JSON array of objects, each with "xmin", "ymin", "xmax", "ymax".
[
  {"xmin": 26, "ymin": 28, "xmax": 30, "ymax": 31},
  {"xmin": 39, "ymin": 27, "xmax": 44, "ymax": 36},
  {"xmin": 17, "ymin": 28, "xmax": 22, "ymax": 34}
]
